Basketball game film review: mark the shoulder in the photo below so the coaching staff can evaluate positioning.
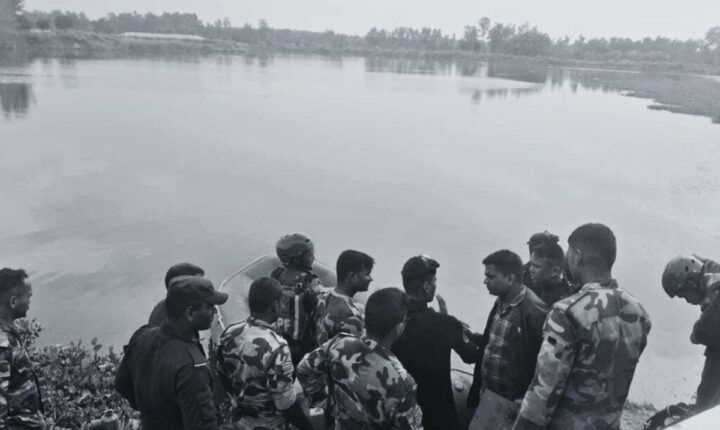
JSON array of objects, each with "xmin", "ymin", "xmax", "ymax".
[{"xmin": 522, "ymin": 288, "xmax": 549, "ymax": 314}]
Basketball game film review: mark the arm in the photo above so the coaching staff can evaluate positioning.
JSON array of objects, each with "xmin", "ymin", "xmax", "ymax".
[
  {"xmin": 513, "ymin": 309, "xmax": 576, "ymax": 430},
  {"xmin": 268, "ymin": 344, "xmax": 312, "ymax": 430},
  {"xmin": 114, "ymin": 345, "xmax": 136, "ymax": 409},
  {"xmin": 392, "ymin": 385, "xmax": 424, "ymax": 430},
  {"xmin": 449, "ymin": 315, "xmax": 483, "ymax": 364},
  {"xmin": 296, "ymin": 344, "xmax": 330, "ymax": 405},
  {"xmin": 691, "ymin": 287, "xmax": 720, "ymax": 348},
  {"xmin": 176, "ymin": 363, "xmax": 222, "ymax": 430},
  {"xmin": 0, "ymin": 344, "xmax": 10, "ymax": 427}
]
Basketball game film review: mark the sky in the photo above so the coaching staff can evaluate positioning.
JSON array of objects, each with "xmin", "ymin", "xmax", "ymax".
[{"xmin": 25, "ymin": 0, "xmax": 720, "ymax": 41}]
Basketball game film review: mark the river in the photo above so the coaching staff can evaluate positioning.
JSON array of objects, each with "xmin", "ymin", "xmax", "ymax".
[{"xmin": 1, "ymin": 54, "xmax": 720, "ymax": 408}]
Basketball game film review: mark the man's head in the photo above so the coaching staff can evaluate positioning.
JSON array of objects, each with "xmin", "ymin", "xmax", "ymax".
[
  {"xmin": 0, "ymin": 268, "xmax": 32, "ymax": 320},
  {"xmin": 365, "ymin": 287, "xmax": 407, "ymax": 344},
  {"xmin": 527, "ymin": 231, "xmax": 560, "ymax": 254},
  {"xmin": 401, "ymin": 255, "xmax": 440, "ymax": 302},
  {"xmin": 276, "ymin": 233, "xmax": 315, "ymax": 270},
  {"xmin": 529, "ymin": 242, "xmax": 565, "ymax": 286},
  {"xmin": 336, "ymin": 250, "xmax": 375, "ymax": 294},
  {"xmin": 164, "ymin": 262, "xmax": 205, "ymax": 289},
  {"xmin": 662, "ymin": 256, "xmax": 705, "ymax": 305},
  {"xmin": 165, "ymin": 276, "xmax": 228, "ymax": 331},
  {"xmin": 248, "ymin": 277, "xmax": 284, "ymax": 320},
  {"xmin": 566, "ymin": 223, "xmax": 616, "ymax": 282},
  {"xmin": 483, "ymin": 250, "xmax": 523, "ymax": 297}
]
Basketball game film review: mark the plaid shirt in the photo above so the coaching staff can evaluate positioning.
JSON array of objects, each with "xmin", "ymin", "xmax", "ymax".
[{"xmin": 481, "ymin": 287, "xmax": 527, "ymax": 399}]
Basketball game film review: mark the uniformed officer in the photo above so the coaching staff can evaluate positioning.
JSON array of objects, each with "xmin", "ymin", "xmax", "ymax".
[
  {"xmin": 661, "ymin": 255, "xmax": 720, "ymax": 413},
  {"xmin": 297, "ymin": 287, "xmax": 424, "ymax": 430},
  {"xmin": 216, "ymin": 277, "xmax": 313, "ymax": 430},
  {"xmin": 314, "ymin": 249, "xmax": 374, "ymax": 345},
  {"xmin": 0, "ymin": 268, "xmax": 45, "ymax": 429},
  {"xmin": 513, "ymin": 223, "xmax": 652, "ymax": 430},
  {"xmin": 115, "ymin": 276, "xmax": 232, "ymax": 430},
  {"xmin": 271, "ymin": 233, "xmax": 324, "ymax": 365}
]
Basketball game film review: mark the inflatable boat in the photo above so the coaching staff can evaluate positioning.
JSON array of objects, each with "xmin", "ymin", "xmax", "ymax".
[{"xmin": 210, "ymin": 255, "xmax": 476, "ymax": 429}]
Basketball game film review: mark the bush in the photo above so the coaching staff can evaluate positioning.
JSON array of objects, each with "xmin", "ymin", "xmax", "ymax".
[{"xmin": 16, "ymin": 319, "xmax": 140, "ymax": 430}]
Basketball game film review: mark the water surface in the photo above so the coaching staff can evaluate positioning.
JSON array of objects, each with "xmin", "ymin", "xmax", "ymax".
[{"xmin": 1, "ymin": 55, "xmax": 720, "ymax": 407}]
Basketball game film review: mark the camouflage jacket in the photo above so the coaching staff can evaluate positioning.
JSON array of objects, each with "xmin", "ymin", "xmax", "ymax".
[
  {"xmin": 0, "ymin": 319, "xmax": 45, "ymax": 429},
  {"xmin": 513, "ymin": 280, "xmax": 651, "ymax": 430},
  {"xmin": 217, "ymin": 317, "xmax": 297, "ymax": 429},
  {"xmin": 297, "ymin": 333, "xmax": 424, "ymax": 430},
  {"xmin": 314, "ymin": 290, "xmax": 364, "ymax": 345}
]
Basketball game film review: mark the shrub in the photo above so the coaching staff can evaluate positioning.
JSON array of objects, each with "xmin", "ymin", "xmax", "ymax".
[{"xmin": 16, "ymin": 319, "xmax": 140, "ymax": 430}]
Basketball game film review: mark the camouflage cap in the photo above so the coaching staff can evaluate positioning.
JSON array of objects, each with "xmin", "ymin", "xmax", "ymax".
[{"xmin": 167, "ymin": 275, "xmax": 228, "ymax": 305}]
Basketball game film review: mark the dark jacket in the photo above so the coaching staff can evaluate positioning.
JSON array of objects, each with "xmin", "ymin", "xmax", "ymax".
[
  {"xmin": 115, "ymin": 324, "xmax": 222, "ymax": 430},
  {"xmin": 147, "ymin": 299, "xmax": 167, "ymax": 326},
  {"xmin": 469, "ymin": 287, "xmax": 548, "ymax": 404},
  {"xmin": 392, "ymin": 299, "xmax": 482, "ymax": 430}
]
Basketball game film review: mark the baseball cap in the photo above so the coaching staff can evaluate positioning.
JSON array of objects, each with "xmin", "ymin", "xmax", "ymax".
[
  {"xmin": 401, "ymin": 255, "xmax": 440, "ymax": 278},
  {"xmin": 167, "ymin": 275, "xmax": 228, "ymax": 306}
]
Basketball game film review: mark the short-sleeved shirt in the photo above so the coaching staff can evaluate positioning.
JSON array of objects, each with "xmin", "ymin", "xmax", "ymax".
[
  {"xmin": 297, "ymin": 334, "xmax": 423, "ymax": 430},
  {"xmin": 392, "ymin": 299, "xmax": 481, "ymax": 430},
  {"xmin": 217, "ymin": 316, "xmax": 297, "ymax": 429},
  {"xmin": 514, "ymin": 280, "xmax": 651, "ymax": 430},
  {"xmin": 0, "ymin": 319, "xmax": 45, "ymax": 429},
  {"xmin": 314, "ymin": 290, "xmax": 364, "ymax": 345}
]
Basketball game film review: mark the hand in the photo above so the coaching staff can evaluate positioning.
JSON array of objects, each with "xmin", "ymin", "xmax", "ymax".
[{"xmin": 436, "ymin": 294, "xmax": 448, "ymax": 315}]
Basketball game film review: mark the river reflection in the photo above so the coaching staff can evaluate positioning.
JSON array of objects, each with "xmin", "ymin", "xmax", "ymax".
[{"xmin": 0, "ymin": 82, "xmax": 34, "ymax": 120}]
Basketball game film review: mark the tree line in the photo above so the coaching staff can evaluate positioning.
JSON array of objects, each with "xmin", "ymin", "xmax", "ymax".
[{"xmin": 2, "ymin": 0, "xmax": 720, "ymax": 67}]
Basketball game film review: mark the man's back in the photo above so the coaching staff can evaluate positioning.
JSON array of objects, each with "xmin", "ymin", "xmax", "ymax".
[
  {"xmin": 298, "ymin": 334, "xmax": 423, "ymax": 430},
  {"xmin": 115, "ymin": 325, "xmax": 218, "ymax": 430},
  {"xmin": 217, "ymin": 316, "xmax": 297, "ymax": 429},
  {"xmin": 314, "ymin": 290, "xmax": 364, "ymax": 344},
  {"xmin": 517, "ymin": 280, "xmax": 651, "ymax": 430},
  {"xmin": 392, "ymin": 300, "xmax": 480, "ymax": 430}
]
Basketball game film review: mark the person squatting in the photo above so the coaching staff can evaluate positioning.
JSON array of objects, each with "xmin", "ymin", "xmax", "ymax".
[{"xmin": 4, "ymin": 223, "xmax": 714, "ymax": 429}]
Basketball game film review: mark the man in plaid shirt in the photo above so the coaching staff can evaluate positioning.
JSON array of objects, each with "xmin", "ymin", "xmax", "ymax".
[{"xmin": 468, "ymin": 250, "xmax": 548, "ymax": 430}]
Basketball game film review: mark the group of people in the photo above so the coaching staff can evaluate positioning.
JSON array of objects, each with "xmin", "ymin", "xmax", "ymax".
[{"xmin": 0, "ymin": 222, "xmax": 719, "ymax": 430}]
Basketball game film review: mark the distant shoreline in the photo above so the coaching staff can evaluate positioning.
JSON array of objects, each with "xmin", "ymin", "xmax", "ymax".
[
  {"xmin": 2, "ymin": 30, "xmax": 720, "ymax": 124},
  {"xmin": 2, "ymin": 30, "xmax": 720, "ymax": 76}
]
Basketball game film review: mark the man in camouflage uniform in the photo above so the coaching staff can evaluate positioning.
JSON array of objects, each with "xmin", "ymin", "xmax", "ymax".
[
  {"xmin": 271, "ymin": 233, "xmax": 325, "ymax": 365},
  {"xmin": 297, "ymin": 287, "xmax": 423, "ymax": 430},
  {"xmin": 315, "ymin": 250, "xmax": 374, "ymax": 345},
  {"xmin": 513, "ymin": 223, "xmax": 651, "ymax": 430},
  {"xmin": 217, "ymin": 277, "xmax": 313, "ymax": 430},
  {"xmin": 661, "ymin": 255, "xmax": 720, "ymax": 413},
  {"xmin": 0, "ymin": 268, "xmax": 45, "ymax": 429}
]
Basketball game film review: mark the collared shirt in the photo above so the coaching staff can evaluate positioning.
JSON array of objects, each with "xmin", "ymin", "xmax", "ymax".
[
  {"xmin": 314, "ymin": 290, "xmax": 365, "ymax": 345},
  {"xmin": 481, "ymin": 287, "xmax": 527, "ymax": 400},
  {"xmin": 114, "ymin": 323, "xmax": 221, "ymax": 430},
  {"xmin": 514, "ymin": 280, "xmax": 651, "ymax": 430},
  {"xmin": 392, "ymin": 299, "xmax": 481, "ymax": 430},
  {"xmin": 0, "ymin": 319, "xmax": 45, "ymax": 429},
  {"xmin": 298, "ymin": 334, "xmax": 423, "ymax": 430},
  {"xmin": 217, "ymin": 316, "xmax": 297, "ymax": 429}
]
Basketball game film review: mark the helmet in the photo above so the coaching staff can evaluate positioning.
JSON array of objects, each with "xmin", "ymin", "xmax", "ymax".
[
  {"xmin": 276, "ymin": 233, "xmax": 314, "ymax": 265},
  {"xmin": 661, "ymin": 256, "xmax": 703, "ymax": 298}
]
